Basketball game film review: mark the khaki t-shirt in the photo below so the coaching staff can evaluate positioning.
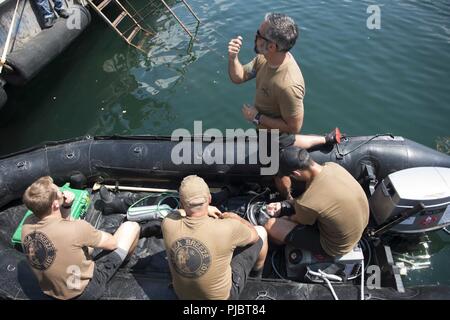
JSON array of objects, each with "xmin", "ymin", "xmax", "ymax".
[
  {"xmin": 243, "ymin": 53, "xmax": 305, "ymax": 127},
  {"xmin": 292, "ymin": 163, "xmax": 369, "ymax": 256},
  {"xmin": 162, "ymin": 212, "xmax": 253, "ymax": 300},
  {"xmin": 21, "ymin": 215, "xmax": 103, "ymax": 300}
]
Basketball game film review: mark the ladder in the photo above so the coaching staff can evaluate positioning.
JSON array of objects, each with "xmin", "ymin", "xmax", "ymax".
[
  {"xmin": 159, "ymin": 0, "xmax": 200, "ymax": 38},
  {"xmin": 88, "ymin": 0, "xmax": 201, "ymax": 52},
  {"xmin": 87, "ymin": 0, "xmax": 155, "ymax": 53}
]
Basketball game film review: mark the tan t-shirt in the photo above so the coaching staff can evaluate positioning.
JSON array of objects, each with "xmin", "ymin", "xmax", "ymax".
[
  {"xmin": 162, "ymin": 212, "xmax": 253, "ymax": 300},
  {"xmin": 292, "ymin": 163, "xmax": 369, "ymax": 256},
  {"xmin": 21, "ymin": 215, "xmax": 103, "ymax": 300},
  {"xmin": 243, "ymin": 53, "xmax": 305, "ymax": 126}
]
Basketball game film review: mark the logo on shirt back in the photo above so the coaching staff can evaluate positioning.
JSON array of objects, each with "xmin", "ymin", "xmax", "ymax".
[
  {"xmin": 170, "ymin": 237, "xmax": 211, "ymax": 278},
  {"xmin": 261, "ymin": 87, "xmax": 270, "ymax": 97},
  {"xmin": 23, "ymin": 231, "xmax": 57, "ymax": 270}
]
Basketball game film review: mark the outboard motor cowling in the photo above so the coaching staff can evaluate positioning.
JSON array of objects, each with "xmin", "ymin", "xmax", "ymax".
[{"xmin": 370, "ymin": 167, "xmax": 450, "ymax": 233}]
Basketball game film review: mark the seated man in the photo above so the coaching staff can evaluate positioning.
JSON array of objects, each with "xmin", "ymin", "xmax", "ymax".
[
  {"xmin": 262, "ymin": 147, "xmax": 369, "ymax": 257},
  {"xmin": 21, "ymin": 176, "xmax": 140, "ymax": 300},
  {"xmin": 162, "ymin": 175, "xmax": 268, "ymax": 300},
  {"xmin": 34, "ymin": 0, "xmax": 71, "ymax": 28}
]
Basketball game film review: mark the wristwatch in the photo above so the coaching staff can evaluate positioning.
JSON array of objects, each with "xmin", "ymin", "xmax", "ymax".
[{"xmin": 252, "ymin": 112, "xmax": 262, "ymax": 126}]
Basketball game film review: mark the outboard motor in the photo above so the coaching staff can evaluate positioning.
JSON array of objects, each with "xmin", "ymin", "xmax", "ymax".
[
  {"xmin": 370, "ymin": 167, "xmax": 450, "ymax": 234},
  {"xmin": 284, "ymin": 245, "xmax": 364, "ymax": 283}
]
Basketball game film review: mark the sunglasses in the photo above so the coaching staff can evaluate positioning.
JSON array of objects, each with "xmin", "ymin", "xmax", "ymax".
[{"xmin": 256, "ymin": 29, "xmax": 271, "ymax": 42}]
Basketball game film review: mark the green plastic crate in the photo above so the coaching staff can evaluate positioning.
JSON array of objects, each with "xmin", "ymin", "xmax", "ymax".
[{"xmin": 11, "ymin": 183, "xmax": 91, "ymax": 245}]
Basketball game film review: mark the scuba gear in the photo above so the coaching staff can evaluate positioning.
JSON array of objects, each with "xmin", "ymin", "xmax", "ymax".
[
  {"xmin": 94, "ymin": 186, "xmax": 145, "ymax": 215},
  {"xmin": 247, "ymin": 202, "xmax": 271, "ymax": 226},
  {"xmin": 127, "ymin": 193, "xmax": 180, "ymax": 222}
]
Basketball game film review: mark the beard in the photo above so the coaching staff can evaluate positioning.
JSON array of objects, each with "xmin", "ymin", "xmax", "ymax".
[
  {"xmin": 254, "ymin": 39, "xmax": 267, "ymax": 54},
  {"xmin": 254, "ymin": 43, "xmax": 260, "ymax": 54}
]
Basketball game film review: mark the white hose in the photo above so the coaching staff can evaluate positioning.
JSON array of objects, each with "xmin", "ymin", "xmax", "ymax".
[
  {"xmin": 306, "ymin": 269, "xmax": 342, "ymax": 300},
  {"xmin": 323, "ymin": 276, "xmax": 339, "ymax": 300},
  {"xmin": 361, "ymin": 256, "xmax": 365, "ymax": 300}
]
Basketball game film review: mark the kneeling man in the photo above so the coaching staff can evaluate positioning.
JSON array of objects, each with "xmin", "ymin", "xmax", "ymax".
[{"xmin": 263, "ymin": 147, "xmax": 369, "ymax": 257}]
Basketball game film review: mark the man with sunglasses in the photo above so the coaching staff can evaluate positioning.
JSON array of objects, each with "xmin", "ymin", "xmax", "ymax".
[{"xmin": 228, "ymin": 13, "xmax": 340, "ymax": 200}]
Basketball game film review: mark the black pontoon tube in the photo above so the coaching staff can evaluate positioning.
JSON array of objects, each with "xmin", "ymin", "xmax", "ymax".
[
  {"xmin": 2, "ymin": 5, "xmax": 91, "ymax": 86},
  {"xmin": 0, "ymin": 134, "xmax": 449, "ymax": 208}
]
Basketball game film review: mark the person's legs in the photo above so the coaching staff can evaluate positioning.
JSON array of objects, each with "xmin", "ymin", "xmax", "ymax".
[
  {"xmin": 75, "ymin": 222, "xmax": 140, "ymax": 300},
  {"xmin": 53, "ymin": 0, "xmax": 71, "ymax": 18},
  {"xmin": 284, "ymin": 224, "xmax": 329, "ymax": 256},
  {"xmin": 294, "ymin": 135, "xmax": 326, "ymax": 149},
  {"xmin": 53, "ymin": 0, "xmax": 63, "ymax": 11},
  {"xmin": 293, "ymin": 128, "xmax": 342, "ymax": 149},
  {"xmin": 34, "ymin": 0, "xmax": 54, "ymax": 18},
  {"xmin": 229, "ymin": 238, "xmax": 264, "ymax": 299},
  {"xmin": 265, "ymin": 218, "xmax": 329, "ymax": 255},
  {"xmin": 75, "ymin": 249, "xmax": 126, "ymax": 300},
  {"xmin": 253, "ymin": 226, "xmax": 268, "ymax": 272},
  {"xmin": 264, "ymin": 217, "xmax": 298, "ymax": 245},
  {"xmin": 113, "ymin": 221, "xmax": 140, "ymax": 259}
]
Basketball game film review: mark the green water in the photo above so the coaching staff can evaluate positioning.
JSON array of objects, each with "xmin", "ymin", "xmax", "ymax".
[{"xmin": 0, "ymin": 0, "xmax": 449, "ymax": 286}]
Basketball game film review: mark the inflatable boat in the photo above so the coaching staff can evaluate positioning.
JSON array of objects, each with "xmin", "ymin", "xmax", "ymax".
[{"xmin": 1, "ymin": 134, "xmax": 450, "ymax": 300}]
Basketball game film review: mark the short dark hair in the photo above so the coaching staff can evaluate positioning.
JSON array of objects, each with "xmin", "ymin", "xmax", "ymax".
[
  {"xmin": 278, "ymin": 146, "xmax": 312, "ymax": 176},
  {"xmin": 264, "ymin": 13, "xmax": 299, "ymax": 52}
]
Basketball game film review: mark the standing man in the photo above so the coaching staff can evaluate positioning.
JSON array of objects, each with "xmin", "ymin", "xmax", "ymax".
[
  {"xmin": 21, "ymin": 176, "xmax": 140, "ymax": 300},
  {"xmin": 228, "ymin": 13, "xmax": 340, "ymax": 199},
  {"xmin": 162, "ymin": 175, "xmax": 268, "ymax": 300},
  {"xmin": 261, "ymin": 147, "xmax": 369, "ymax": 257},
  {"xmin": 34, "ymin": 0, "xmax": 71, "ymax": 28}
]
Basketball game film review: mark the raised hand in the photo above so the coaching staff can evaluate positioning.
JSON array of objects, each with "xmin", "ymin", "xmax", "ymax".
[{"xmin": 228, "ymin": 36, "xmax": 243, "ymax": 60}]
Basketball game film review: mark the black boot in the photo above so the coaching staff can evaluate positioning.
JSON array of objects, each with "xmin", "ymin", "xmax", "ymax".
[
  {"xmin": 43, "ymin": 16, "xmax": 56, "ymax": 28},
  {"xmin": 95, "ymin": 186, "xmax": 141, "ymax": 215},
  {"xmin": 56, "ymin": 8, "xmax": 71, "ymax": 19},
  {"xmin": 139, "ymin": 220, "xmax": 162, "ymax": 238}
]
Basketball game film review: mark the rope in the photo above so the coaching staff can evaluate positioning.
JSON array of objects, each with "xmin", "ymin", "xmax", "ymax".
[
  {"xmin": 255, "ymin": 291, "xmax": 276, "ymax": 300},
  {"xmin": 335, "ymin": 133, "xmax": 394, "ymax": 158},
  {"xmin": 0, "ymin": 0, "xmax": 20, "ymax": 73},
  {"xmin": 156, "ymin": 193, "xmax": 180, "ymax": 215}
]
